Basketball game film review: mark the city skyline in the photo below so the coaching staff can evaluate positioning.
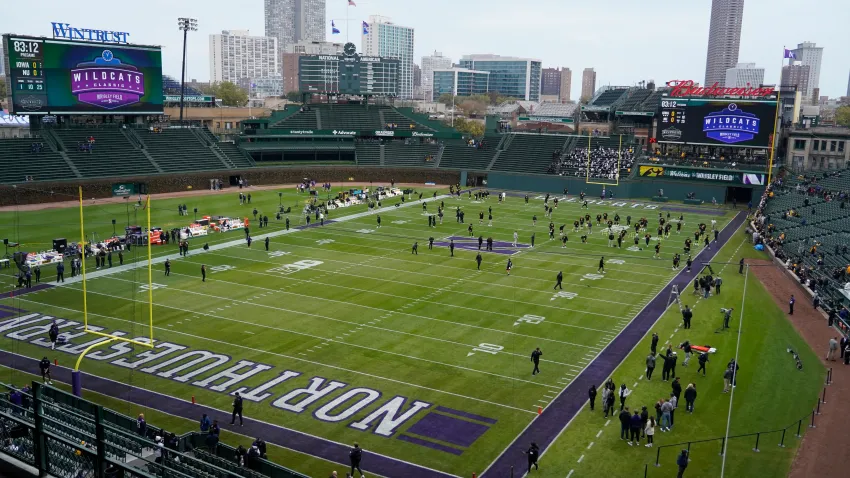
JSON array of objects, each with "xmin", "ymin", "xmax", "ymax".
[
  {"xmin": 1, "ymin": 0, "xmax": 847, "ymax": 98},
  {"xmin": 704, "ymin": 0, "xmax": 744, "ymax": 87}
]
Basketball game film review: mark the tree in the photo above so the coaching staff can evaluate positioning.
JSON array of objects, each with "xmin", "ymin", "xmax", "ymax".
[
  {"xmin": 285, "ymin": 91, "xmax": 302, "ymax": 103},
  {"xmin": 579, "ymin": 94, "xmax": 592, "ymax": 105},
  {"xmin": 213, "ymin": 82, "xmax": 248, "ymax": 107},
  {"xmin": 0, "ymin": 79, "xmax": 6, "ymax": 108},
  {"xmin": 835, "ymin": 106, "xmax": 850, "ymax": 128},
  {"xmin": 458, "ymin": 97, "xmax": 488, "ymax": 117},
  {"xmin": 452, "ymin": 117, "xmax": 484, "ymax": 137},
  {"xmin": 437, "ymin": 93, "xmax": 456, "ymax": 107}
]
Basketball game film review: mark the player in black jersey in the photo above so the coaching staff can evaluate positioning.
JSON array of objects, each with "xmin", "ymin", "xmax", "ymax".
[{"xmin": 598, "ymin": 256, "xmax": 606, "ymax": 274}]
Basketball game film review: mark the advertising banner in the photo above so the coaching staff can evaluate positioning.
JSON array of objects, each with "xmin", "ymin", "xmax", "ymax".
[
  {"xmin": 637, "ymin": 164, "xmax": 765, "ymax": 185},
  {"xmin": 657, "ymin": 98, "xmax": 777, "ymax": 148},
  {"xmin": 111, "ymin": 183, "xmax": 136, "ymax": 197}
]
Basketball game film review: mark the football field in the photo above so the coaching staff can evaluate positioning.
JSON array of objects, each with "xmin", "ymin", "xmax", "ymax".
[{"xmin": 0, "ymin": 186, "xmax": 740, "ymax": 476}]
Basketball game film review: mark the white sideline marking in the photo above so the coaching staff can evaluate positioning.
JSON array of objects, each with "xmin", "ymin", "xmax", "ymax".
[
  {"xmin": 587, "ymin": 441, "xmax": 594, "ymax": 449},
  {"xmin": 577, "ymin": 454, "xmax": 584, "ymax": 463},
  {"xmin": 596, "ymin": 430, "xmax": 602, "ymax": 438}
]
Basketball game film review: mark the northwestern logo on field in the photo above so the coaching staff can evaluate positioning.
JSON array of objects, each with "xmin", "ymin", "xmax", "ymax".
[
  {"xmin": 702, "ymin": 103, "xmax": 759, "ymax": 144},
  {"xmin": 70, "ymin": 50, "xmax": 144, "ymax": 109},
  {"xmin": 660, "ymin": 126, "xmax": 682, "ymax": 141}
]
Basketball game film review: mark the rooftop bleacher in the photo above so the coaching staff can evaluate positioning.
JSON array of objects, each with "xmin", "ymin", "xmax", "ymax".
[
  {"xmin": 533, "ymin": 102, "xmax": 579, "ymax": 117},
  {"xmin": 0, "ymin": 138, "xmax": 77, "ymax": 184},
  {"xmin": 616, "ymin": 89, "xmax": 653, "ymax": 112},
  {"xmin": 588, "ymin": 88, "xmax": 629, "ymax": 108}
]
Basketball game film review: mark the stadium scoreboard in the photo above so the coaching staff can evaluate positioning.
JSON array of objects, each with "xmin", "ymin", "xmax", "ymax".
[
  {"xmin": 657, "ymin": 98, "xmax": 777, "ymax": 148},
  {"xmin": 3, "ymin": 34, "xmax": 163, "ymax": 115},
  {"xmin": 299, "ymin": 42, "xmax": 399, "ymax": 96}
]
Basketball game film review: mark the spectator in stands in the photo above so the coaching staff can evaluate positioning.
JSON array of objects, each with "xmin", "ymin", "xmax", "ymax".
[
  {"xmin": 252, "ymin": 437, "xmax": 267, "ymax": 458},
  {"xmin": 235, "ymin": 444, "xmax": 247, "ymax": 466},
  {"xmin": 136, "ymin": 413, "xmax": 147, "ymax": 438},
  {"xmin": 206, "ymin": 420, "xmax": 220, "ymax": 448},
  {"xmin": 199, "ymin": 413, "xmax": 211, "ymax": 432}
]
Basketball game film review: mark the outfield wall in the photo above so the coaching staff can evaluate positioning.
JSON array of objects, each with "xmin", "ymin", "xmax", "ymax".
[
  {"xmin": 0, "ymin": 167, "xmax": 461, "ymax": 207},
  {"xmin": 485, "ymin": 172, "xmax": 765, "ymax": 202}
]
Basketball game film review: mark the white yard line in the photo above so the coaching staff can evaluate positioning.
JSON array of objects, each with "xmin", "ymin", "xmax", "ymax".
[
  {"xmin": 61, "ymin": 283, "xmax": 562, "ymax": 390},
  {"xmin": 9, "ymin": 296, "xmax": 537, "ymax": 414}
]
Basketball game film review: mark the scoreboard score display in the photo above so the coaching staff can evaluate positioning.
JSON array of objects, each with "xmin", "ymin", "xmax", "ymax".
[
  {"xmin": 299, "ymin": 42, "xmax": 399, "ymax": 96},
  {"xmin": 3, "ymin": 34, "xmax": 163, "ymax": 115},
  {"xmin": 657, "ymin": 98, "xmax": 777, "ymax": 148}
]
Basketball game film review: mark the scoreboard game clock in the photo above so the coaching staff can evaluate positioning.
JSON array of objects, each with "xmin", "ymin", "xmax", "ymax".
[
  {"xmin": 3, "ymin": 34, "xmax": 163, "ymax": 115},
  {"xmin": 657, "ymin": 98, "xmax": 777, "ymax": 148},
  {"xmin": 6, "ymin": 38, "xmax": 48, "ymax": 112}
]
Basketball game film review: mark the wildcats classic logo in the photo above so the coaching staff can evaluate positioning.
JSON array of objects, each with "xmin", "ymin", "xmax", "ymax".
[
  {"xmin": 70, "ymin": 50, "xmax": 145, "ymax": 109},
  {"xmin": 702, "ymin": 103, "xmax": 760, "ymax": 144}
]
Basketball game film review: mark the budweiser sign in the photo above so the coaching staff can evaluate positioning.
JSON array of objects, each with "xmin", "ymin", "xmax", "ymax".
[{"xmin": 666, "ymin": 80, "xmax": 774, "ymax": 98}]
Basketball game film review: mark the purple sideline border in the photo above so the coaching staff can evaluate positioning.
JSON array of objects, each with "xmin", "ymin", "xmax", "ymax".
[
  {"xmin": 435, "ymin": 406, "xmax": 499, "ymax": 425},
  {"xmin": 398, "ymin": 434, "xmax": 463, "ymax": 456},
  {"xmin": 480, "ymin": 211, "xmax": 746, "ymax": 477},
  {"xmin": 0, "ymin": 350, "xmax": 456, "ymax": 478}
]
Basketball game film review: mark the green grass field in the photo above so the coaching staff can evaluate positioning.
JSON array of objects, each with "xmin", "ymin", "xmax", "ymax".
[{"xmin": 0, "ymin": 185, "xmax": 824, "ymax": 477}]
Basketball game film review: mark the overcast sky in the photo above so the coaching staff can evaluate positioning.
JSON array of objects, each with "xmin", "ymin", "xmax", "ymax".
[{"xmin": 3, "ymin": 0, "xmax": 848, "ymax": 98}]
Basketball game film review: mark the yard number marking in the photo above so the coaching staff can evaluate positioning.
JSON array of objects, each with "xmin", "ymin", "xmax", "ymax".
[
  {"xmin": 514, "ymin": 314, "xmax": 545, "ymax": 326},
  {"xmin": 140, "ymin": 283, "xmax": 167, "ymax": 291},
  {"xmin": 210, "ymin": 265, "xmax": 236, "ymax": 273},
  {"xmin": 316, "ymin": 239, "xmax": 335, "ymax": 245},
  {"xmin": 580, "ymin": 273, "xmax": 604, "ymax": 281},
  {"xmin": 626, "ymin": 246, "xmax": 641, "ymax": 252},
  {"xmin": 607, "ymin": 259, "xmax": 625, "ymax": 265},
  {"xmin": 391, "ymin": 220, "xmax": 409, "ymax": 225},
  {"xmin": 468, "ymin": 343, "xmax": 503, "ymax": 357},
  {"xmin": 356, "ymin": 229, "xmax": 374, "ymax": 234},
  {"xmin": 268, "ymin": 251, "xmax": 292, "ymax": 258},
  {"xmin": 551, "ymin": 291, "xmax": 578, "ymax": 301},
  {"xmin": 267, "ymin": 260, "xmax": 324, "ymax": 275}
]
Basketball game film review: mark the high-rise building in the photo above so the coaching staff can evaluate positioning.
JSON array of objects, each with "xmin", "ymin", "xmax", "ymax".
[
  {"xmin": 421, "ymin": 51, "xmax": 452, "ymax": 101},
  {"xmin": 209, "ymin": 30, "xmax": 279, "ymax": 85},
  {"xmin": 281, "ymin": 52, "xmax": 301, "ymax": 94},
  {"xmin": 414, "ymin": 63, "xmax": 421, "ymax": 88},
  {"xmin": 264, "ymin": 0, "xmax": 325, "ymax": 54},
  {"xmin": 724, "ymin": 62, "xmax": 764, "ymax": 88},
  {"xmin": 431, "ymin": 68, "xmax": 490, "ymax": 100},
  {"xmin": 581, "ymin": 68, "xmax": 596, "ymax": 100},
  {"xmin": 781, "ymin": 63, "xmax": 810, "ymax": 98},
  {"xmin": 285, "ymin": 40, "xmax": 342, "ymax": 55},
  {"xmin": 362, "ymin": 15, "xmax": 415, "ymax": 99},
  {"xmin": 541, "ymin": 68, "xmax": 561, "ymax": 96},
  {"xmin": 790, "ymin": 42, "xmax": 823, "ymax": 98},
  {"xmin": 846, "ymin": 70, "xmax": 850, "ymax": 97},
  {"xmin": 703, "ymin": 0, "xmax": 744, "ymax": 87},
  {"xmin": 560, "ymin": 68, "xmax": 572, "ymax": 103},
  {"xmin": 0, "ymin": 41, "xmax": 5, "ymax": 76},
  {"xmin": 458, "ymin": 54, "xmax": 542, "ymax": 101}
]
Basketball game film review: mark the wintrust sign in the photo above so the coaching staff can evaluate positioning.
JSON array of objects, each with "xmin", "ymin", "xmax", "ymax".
[{"xmin": 666, "ymin": 80, "xmax": 774, "ymax": 98}]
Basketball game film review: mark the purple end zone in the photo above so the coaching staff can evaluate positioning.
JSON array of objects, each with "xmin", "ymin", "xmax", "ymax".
[
  {"xmin": 480, "ymin": 211, "xmax": 747, "ymax": 477},
  {"xmin": 0, "ymin": 351, "xmax": 456, "ymax": 478},
  {"xmin": 5, "ymin": 283, "xmax": 53, "ymax": 299},
  {"xmin": 435, "ymin": 406, "xmax": 498, "ymax": 425},
  {"xmin": 406, "ymin": 413, "xmax": 490, "ymax": 448},
  {"xmin": 397, "ymin": 435, "xmax": 464, "ymax": 456},
  {"xmin": 433, "ymin": 236, "xmax": 530, "ymax": 256}
]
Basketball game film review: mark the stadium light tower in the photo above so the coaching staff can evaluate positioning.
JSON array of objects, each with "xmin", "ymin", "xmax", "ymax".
[{"xmin": 177, "ymin": 17, "xmax": 198, "ymax": 123}]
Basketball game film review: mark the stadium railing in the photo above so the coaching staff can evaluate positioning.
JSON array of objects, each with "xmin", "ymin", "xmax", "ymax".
[
  {"xmin": 0, "ymin": 381, "xmax": 308, "ymax": 478},
  {"xmin": 642, "ymin": 369, "xmax": 832, "ymax": 477}
]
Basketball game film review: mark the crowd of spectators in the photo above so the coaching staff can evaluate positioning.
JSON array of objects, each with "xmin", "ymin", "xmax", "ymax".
[
  {"xmin": 548, "ymin": 147, "xmax": 635, "ymax": 179},
  {"xmin": 647, "ymin": 151, "xmax": 768, "ymax": 170}
]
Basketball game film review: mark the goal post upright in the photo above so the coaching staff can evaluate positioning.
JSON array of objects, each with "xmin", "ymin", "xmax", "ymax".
[{"xmin": 72, "ymin": 189, "xmax": 154, "ymax": 397}]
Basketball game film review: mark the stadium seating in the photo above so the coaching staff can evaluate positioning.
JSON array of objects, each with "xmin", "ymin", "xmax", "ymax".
[
  {"xmin": 51, "ymin": 128, "xmax": 159, "ymax": 178},
  {"xmin": 490, "ymin": 134, "xmax": 567, "ymax": 174},
  {"xmin": 378, "ymin": 107, "xmax": 436, "ymax": 132},
  {"xmin": 382, "ymin": 142, "xmax": 440, "ymax": 168},
  {"xmin": 269, "ymin": 108, "xmax": 319, "ymax": 129},
  {"xmin": 355, "ymin": 142, "xmax": 382, "ymax": 166},
  {"xmin": 318, "ymin": 104, "xmax": 382, "ymax": 130},
  {"xmin": 617, "ymin": 89, "xmax": 653, "ymax": 112},
  {"xmin": 196, "ymin": 127, "xmax": 256, "ymax": 168},
  {"xmin": 588, "ymin": 88, "xmax": 629, "ymax": 108},
  {"xmin": 0, "ymin": 138, "xmax": 78, "ymax": 184},
  {"xmin": 141, "ymin": 129, "xmax": 229, "ymax": 173},
  {"xmin": 437, "ymin": 138, "xmax": 495, "ymax": 170}
]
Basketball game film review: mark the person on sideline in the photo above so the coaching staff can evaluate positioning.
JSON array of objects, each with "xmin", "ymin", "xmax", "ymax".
[
  {"xmin": 684, "ymin": 383, "xmax": 697, "ymax": 412},
  {"xmin": 588, "ymin": 385, "xmax": 597, "ymax": 411},
  {"xmin": 827, "ymin": 337, "xmax": 839, "ymax": 361},
  {"xmin": 644, "ymin": 416, "xmax": 656, "ymax": 447},
  {"xmin": 677, "ymin": 449, "xmax": 689, "ymax": 477}
]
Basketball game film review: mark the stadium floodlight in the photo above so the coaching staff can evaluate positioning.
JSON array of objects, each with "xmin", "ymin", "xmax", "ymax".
[{"xmin": 177, "ymin": 18, "xmax": 198, "ymax": 123}]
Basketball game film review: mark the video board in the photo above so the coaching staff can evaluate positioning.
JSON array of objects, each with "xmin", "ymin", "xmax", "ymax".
[
  {"xmin": 657, "ymin": 98, "xmax": 777, "ymax": 148},
  {"xmin": 4, "ymin": 35, "xmax": 163, "ymax": 115}
]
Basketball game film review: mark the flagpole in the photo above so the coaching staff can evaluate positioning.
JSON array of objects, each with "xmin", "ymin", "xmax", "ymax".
[{"xmin": 767, "ymin": 50, "xmax": 785, "ymax": 185}]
